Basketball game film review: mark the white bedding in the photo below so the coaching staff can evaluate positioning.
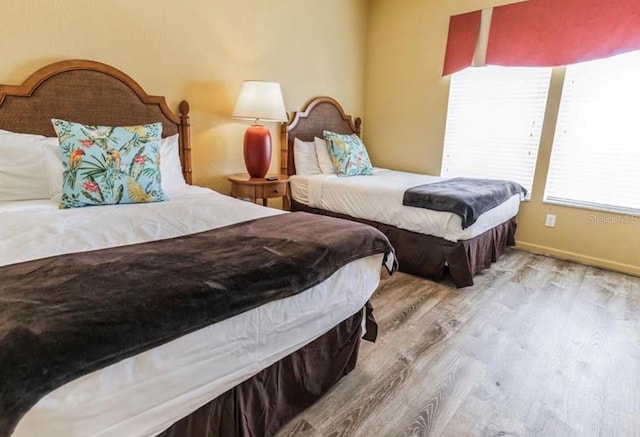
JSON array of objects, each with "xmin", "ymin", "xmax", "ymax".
[
  {"xmin": 2, "ymin": 186, "xmax": 384, "ymax": 437},
  {"xmin": 289, "ymin": 168, "xmax": 521, "ymax": 242}
]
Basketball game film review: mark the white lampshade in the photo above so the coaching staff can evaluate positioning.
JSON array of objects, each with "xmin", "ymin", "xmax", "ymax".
[{"xmin": 232, "ymin": 80, "xmax": 287, "ymax": 122}]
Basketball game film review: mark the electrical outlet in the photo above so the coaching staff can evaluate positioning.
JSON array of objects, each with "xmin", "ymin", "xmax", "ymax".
[{"xmin": 545, "ymin": 214, "xmax": 556, "ymax": 228}]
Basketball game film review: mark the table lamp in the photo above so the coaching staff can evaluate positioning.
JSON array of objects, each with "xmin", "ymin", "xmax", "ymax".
[{"xmin": 232, "ymin": 80, "xmax": 287, "ymax": 178}]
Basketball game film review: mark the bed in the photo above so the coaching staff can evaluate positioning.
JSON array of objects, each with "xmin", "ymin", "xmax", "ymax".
[
  {"xmin": 0, "ymin": 61, "xmax": 394, "ymax": 436},
  {"xmin": 281, "ymin": 96, "xmax": 520, "ymax": 288}
]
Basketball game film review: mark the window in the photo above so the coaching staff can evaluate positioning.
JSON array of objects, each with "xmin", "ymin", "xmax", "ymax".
[
  {"xmin": 441, "ymin": 66, "xmax": 552, "ymax": 198},
  {"xmin": 544, "ymin": 50, "xmax": 640, "ymax": 215}
]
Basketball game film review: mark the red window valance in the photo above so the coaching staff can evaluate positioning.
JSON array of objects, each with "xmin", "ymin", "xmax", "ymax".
[
  {"xmin": 443, "ymin": 0, "xmax": 640, "ymax": 75},
  {"xmin": 487, "ymin": 0, "xmax": 640, "ymax": 67},
  {"xmin": 442, "ymin": 11, "xmax": 482, "ymax": 76}
]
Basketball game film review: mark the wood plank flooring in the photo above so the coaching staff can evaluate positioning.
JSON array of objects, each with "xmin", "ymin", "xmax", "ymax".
[{"xmin": 276, "ymin": 249, "xmax": 640, "ymax": 437}]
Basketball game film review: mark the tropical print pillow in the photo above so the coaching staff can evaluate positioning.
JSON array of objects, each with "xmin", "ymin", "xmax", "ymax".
[
  {"xmin": 51, "ymin": 119, "xmax": 167, "ymax": 209},
  {"xmin": 323, "ymin": 131, "xmax": 374, "ymax": 177}
]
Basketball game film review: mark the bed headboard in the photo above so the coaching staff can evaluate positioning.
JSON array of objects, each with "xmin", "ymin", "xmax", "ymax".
[
  {"xmin": 0, "ymin": 59, "xmax": 192, "ymax": 184},
  {"xmin": 280, "ymin": 96, "xmax": 361, "ymax": 176}
]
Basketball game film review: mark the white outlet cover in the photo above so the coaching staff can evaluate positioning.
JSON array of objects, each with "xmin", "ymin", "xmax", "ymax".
[{"xmin": 545, "ymin": 214, "xmax": 556, "ymax": 227}]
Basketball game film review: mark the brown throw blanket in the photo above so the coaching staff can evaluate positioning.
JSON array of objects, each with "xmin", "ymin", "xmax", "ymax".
[
  {"xmin": 0, "ymin": 212, "xmax": 395, "ymax": 436},
  {"xmin": 403, "ymin": 177, "xmax": 526, "ymax": 229}
]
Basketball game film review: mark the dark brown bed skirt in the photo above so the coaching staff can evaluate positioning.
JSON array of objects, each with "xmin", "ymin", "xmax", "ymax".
[
  {"xmin": 291, "ymin": 201, "xmax": 516, "ymax": 288},
  {"xmin": 157, "ymin": 307, "xmax": 367, "ymax": 437}
]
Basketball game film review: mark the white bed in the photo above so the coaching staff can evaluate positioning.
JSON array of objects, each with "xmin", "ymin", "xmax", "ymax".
[
  {"xmin": 0, "ymin": 61, "xmax": 389, "ymax": 437},
  {"xmin": 3, "ymin": 185, "xmax": 383, "ymax": 437},
  {"xmin": 282, "ymin": 96, "xmax": 523, "ymax": 287},
  {"xmin": 289, "ymin": 168, "xmax": 521, "ymax": 242}
]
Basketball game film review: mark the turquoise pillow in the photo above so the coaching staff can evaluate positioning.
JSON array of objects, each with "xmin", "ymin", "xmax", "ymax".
[
  {"xmin": 323, "ymin": 131, "xmax": 374, "ymax": 176},
  {"xmin": 52, "ymin": 119, "xmax": 166, "ymax": 209}
]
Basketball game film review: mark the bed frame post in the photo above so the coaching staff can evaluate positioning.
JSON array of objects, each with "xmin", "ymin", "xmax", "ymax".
[
  {"xmin": 280, "ymin": 118, "xmax": 291, "ymax": 177},
  {"xmin": 179, "ymin": 100, "xmax": 193, "ymax": 185},
  {"xmin": 355, "ymin": 117, "xmax": 362, "ymax": 137}
]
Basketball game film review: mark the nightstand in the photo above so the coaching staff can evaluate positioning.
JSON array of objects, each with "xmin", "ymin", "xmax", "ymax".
[{"xmin": 228, "ymin": 173, "xmax": 290, "ymax": 209}]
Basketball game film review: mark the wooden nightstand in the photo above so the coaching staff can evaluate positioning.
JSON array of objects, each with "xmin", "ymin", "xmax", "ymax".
[{"xmin": 228, "ymin": 173, "xmax": 290, "ymax": 209}]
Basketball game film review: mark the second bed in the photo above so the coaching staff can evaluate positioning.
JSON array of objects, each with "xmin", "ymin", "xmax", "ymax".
[{"xmin": 281, "ymin": 97, "xmax": 522, "ymax": 288}]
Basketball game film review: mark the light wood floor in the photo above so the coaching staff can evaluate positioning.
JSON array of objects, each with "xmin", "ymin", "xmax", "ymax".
[{"xmin": 276, "ymin": 249, "xmax": 640, "ymax": 437}]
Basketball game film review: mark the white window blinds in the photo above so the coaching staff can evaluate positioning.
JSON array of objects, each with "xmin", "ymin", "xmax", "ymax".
[
  {"xmin": 441, "ymin": 66, "xmax": 552, "ymax": 198},
  {"xmin": 544, "ymin": 51, "xmax": 640, "ymax": 215}
]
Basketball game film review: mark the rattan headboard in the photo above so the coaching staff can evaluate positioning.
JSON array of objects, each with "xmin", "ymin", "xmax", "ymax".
[
  {"xmin": 0, "ymin": 59, "xmax": 192, "ymax": 184},
  {"xmin": 280, "ymin": 96, "xmax": 361, "ymax": 176}
]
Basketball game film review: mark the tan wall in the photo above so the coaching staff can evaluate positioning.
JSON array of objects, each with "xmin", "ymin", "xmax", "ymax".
[
  {"xmin": 365, "ymin": 0, "xmax": 640, "ymax": 275},
  {"xmin": 0, "ymin": 0, "xmax": 369, "ymax": 194}
]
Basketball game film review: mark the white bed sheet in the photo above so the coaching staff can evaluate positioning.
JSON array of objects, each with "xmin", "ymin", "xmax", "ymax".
[
  {"xmin": 1, "ymin": 186, "xmax": 282, "ymax": 267},
  {"xmin": 2, "ymin": 186, "xmax": 383, "ymax": 437},
  {"xmin": 289, "ymin": 169, "xmax": 521, "ymax": 242}
]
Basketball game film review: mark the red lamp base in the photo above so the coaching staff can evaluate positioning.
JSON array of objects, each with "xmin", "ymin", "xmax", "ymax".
[{"xmin": 243, "ymin": 125, "xmax": 272, "ymax": 178}]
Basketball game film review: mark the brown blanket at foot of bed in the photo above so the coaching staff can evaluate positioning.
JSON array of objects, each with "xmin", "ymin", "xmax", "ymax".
[
  {"xmin": 0, "ymin": 211, "xmax": 395, "ymax": 436},
  {"xmin": 403, "ymin": 177, "xmax": 525, "ymax": 228}
]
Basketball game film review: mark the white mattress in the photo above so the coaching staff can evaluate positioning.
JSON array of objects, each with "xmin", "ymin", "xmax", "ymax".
[
  {"xmin": 289, "ymin": 169, "xmax": 521, "ymax": 241},
  {"xmin": 2, "ymin": 186, "xmax": 384, "ymax": 437}
]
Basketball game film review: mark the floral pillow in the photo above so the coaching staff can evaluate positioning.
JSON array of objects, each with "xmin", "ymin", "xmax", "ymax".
[
  {"xmin": 323, "ymin": 131, "xmax": 374, "ymax": 177},
  {"xmin": 52, "ymin": 119, "xmax": 167, "ymax": 209}
]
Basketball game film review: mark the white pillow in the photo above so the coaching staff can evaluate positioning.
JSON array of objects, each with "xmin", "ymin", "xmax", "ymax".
[
  {"xmin": 314, "ymin": 137, "xmax": 336, "ymax": 174},
  {"xmin": 0, "ymin": 129, "xmax": 51, "ymax": 201},
  {"xmin": 43, "ymin": 138, "xmax": 63, "ymax": 197},
  {"xmin": 0, "ymin": 128, "xmax": 44, "ymax": 141},
  {"xmin": 160, "ymin": 134, "xmax": 187, "ymax": 191},
  {"xmin": 293, "ymin": 138, "xmax": 321, "ymax": 176}
]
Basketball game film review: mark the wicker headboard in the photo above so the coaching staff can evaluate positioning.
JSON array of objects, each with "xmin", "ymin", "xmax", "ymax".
[
  {"xmin": 280, "ymin": 96, "xmax": 361, "ymax": 176},
  {"xmin": 0, "ymin": 59, "xmax": 192, "ymax": 184}
]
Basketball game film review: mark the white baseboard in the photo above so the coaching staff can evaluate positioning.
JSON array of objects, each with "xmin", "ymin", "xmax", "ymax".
[{"xmin": 515, "ymin": 241, "xmax": 640, "ymax": 277}]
